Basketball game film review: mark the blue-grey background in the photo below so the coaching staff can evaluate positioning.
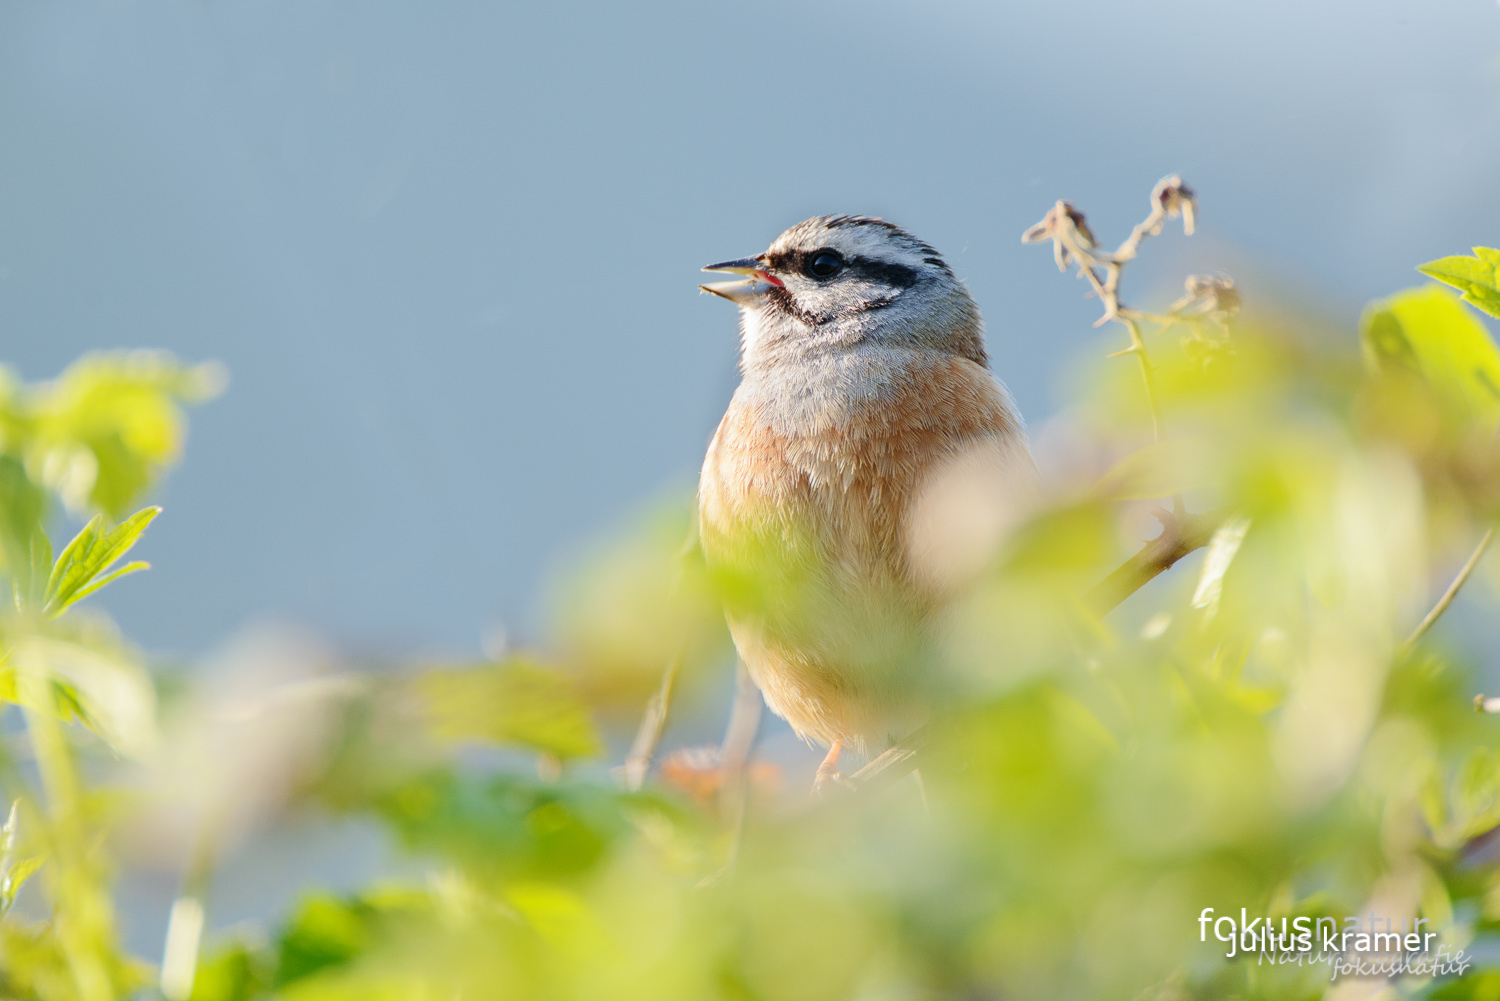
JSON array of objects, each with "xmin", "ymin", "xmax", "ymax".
[
  {"xmin": 3, "ymin": 0, "xmax": 1500, "ymax": 956},
  {"xmin": 4, "ymin": 0, "xmax": 1498, "ymax": 659}
]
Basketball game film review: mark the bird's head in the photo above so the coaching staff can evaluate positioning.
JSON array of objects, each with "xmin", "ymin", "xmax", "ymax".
[{"xmin": 701, "ymin": 215, "xmax": 986, "ymax": 367}]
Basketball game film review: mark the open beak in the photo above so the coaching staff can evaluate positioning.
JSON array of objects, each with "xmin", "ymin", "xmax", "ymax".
[{"xmin": 699, "ymin": 257, "xmax": 783, "ymax": 303}]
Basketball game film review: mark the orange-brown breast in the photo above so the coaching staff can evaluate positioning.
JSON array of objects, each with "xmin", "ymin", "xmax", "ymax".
[{"xmin": 698, "ymin": 351, "xmax": 1028, "ymax": 751}]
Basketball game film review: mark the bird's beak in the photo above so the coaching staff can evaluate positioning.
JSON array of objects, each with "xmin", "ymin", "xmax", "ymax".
[{"xmin": 699, "ymin": 257, "xmax": 783, "ymax": 303}]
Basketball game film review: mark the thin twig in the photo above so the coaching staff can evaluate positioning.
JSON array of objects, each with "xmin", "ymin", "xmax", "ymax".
[
  {"xmin": 1399, "ymin": 526, "xmax": 1495, "ymax": 658},
  {"xmin": 1121, "ymin": 316, "xmax": 1164, "ymax": 442},
  {"xmin": 621, "ymin": 526, "xmax": 702, "ymax": 791},
  {"xmin": 622, "ymin": 651, "xmax": 682, "ymax": 791}
]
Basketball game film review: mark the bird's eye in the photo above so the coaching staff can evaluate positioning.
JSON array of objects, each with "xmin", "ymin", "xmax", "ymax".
[{"xmin": 806, "ymin": 251, "xmax": 844, "ymax": 280}]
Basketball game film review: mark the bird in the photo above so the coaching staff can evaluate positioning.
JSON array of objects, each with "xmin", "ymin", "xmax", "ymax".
[{"xmin": 697, "ymin": 215, "xmax": 1035, "ymax": 789}]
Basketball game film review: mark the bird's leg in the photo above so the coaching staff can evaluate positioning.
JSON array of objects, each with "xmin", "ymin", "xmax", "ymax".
[{"xmin": 813, "ymin": 740, "xmax": 846, "ymax": 792}]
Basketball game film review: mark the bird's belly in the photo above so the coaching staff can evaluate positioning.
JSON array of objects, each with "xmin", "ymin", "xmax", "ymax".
[
  {"xmin": 698, "ymin": 353, "xmax": 1031, "ymax": 751},
  {"xmin": 702, "ymin": 438, "xmax": 930, "ymax": 749}
]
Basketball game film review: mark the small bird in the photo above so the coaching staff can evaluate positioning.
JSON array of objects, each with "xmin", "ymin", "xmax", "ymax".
[{"xmin": 698, "ymin": 216, "xmax": 1034, "ymax": 788}]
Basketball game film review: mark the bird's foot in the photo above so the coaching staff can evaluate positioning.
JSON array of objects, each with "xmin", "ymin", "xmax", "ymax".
[
  {"xmin": 812, "ymin": 740, "xmax": 853, "ymax": 795},
  {"xmin": 812, "ymin": 766, "xmax": 855, "ymax": 795}
]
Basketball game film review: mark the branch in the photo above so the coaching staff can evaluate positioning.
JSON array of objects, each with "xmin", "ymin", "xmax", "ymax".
[
  {"xmin": 622, "ymin": 651, "xmax": 681, "ymax": 791},
  {"xmin": 846, "ymin": 727, "xmax": 926, "ymax": 795},
  {"xmin": 1401, "ymin": 525, "xmax": 1494, "ymax": 659},
  {"xmin": 1085, "ymin": 508, "xmax": 1221, "ymax": 616},
  {"xmin": 621, "ymin": 527, "xmax": 703, "ymax": 791}
]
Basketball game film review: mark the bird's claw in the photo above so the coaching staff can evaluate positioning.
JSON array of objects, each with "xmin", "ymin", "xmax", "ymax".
[{"xmin": 812, "ymin": 768, "xmax": 856, "ymax": 795}]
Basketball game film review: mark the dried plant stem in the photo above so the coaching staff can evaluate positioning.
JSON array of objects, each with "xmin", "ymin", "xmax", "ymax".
[
  {"xmin": 1072, "ymin": 263, "xmax": 1164, "ymax": 444},
  {"xmin": 623, "ymin": 650, "xmax": 682, "ymax": 791},
  {"xmin": 622, "ymin": 528, "xmax": 702, "ymax": 791},
  {"xmin": 1029, "ymin": 178, "xmax": 1195, "ymax": 447},
  {"xmin": 1400, "ymin": 526, "xmax": 1495, "ymax": 657},
  {"xmin": 1026, "ymin": 180, "xmax": 1227, "ymax": 532}
]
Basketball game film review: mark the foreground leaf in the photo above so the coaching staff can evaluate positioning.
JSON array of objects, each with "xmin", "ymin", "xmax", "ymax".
[
  {"xmin": 28, "ymin": 351, "xmax": 225, "ymax": 517},
  {"xmin": 0, "ymin": 458, "xmax": 50, "ymax": 609},
  {"xmin": 415, "ymin": 658, "xmax": 602, "ymax": 760},
  {"xmin": 10, "ymin": 635, "xmax": 160, "ymax": 758},
  {"xmin": 43, "ymin": 506, "xmax": 159, "ymax": 618},
  {"xmin": 1418, "ymin": 247, "xmax": 1500, "ymax": 318},
  {"xmin": 1361, "ymin": 284, "xmax": 1500, "ymax": 430}
]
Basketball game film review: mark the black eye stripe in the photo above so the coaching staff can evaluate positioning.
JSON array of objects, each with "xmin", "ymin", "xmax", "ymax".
[
  {"xmin": 762, "ymin": 251, "xmax": 922, "ymax": 289},
  {"xmin": 846, "ymin": 257, "xmax": 919, "ymax": 288}
]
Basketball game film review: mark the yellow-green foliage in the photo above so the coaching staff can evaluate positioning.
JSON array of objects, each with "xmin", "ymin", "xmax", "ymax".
[{"xmin": 5, "ymin": 272, "xmax": 1500, "ymax": 1001}]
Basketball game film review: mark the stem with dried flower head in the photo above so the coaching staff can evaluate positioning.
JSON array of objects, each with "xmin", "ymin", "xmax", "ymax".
[{"xmin": 1024, "ymin": 178, "xmax": 1197, "ymax": 447}]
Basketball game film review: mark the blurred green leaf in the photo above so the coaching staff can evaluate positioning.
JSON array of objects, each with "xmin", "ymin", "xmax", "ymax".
[
  {"xmin": 10, "ymin": 635, "xmax": 159, "ymax": 758},
  {"xmin": 0, "ymin": 457, "xmax": 49, "ymax": 609},
  {"xmin": 374, "ymin": 771, "xmax": 641, "ymax": 881},
  {"xmin": 188, "ymin": 940, "xmax": 272, "ymax": 1001},
  {"xmin": 552, "ymin": 499, "xmax": 729, "ymax": 707},
  {"xmin": 0, "ymin": 856, "xmax": 44, "ymax": 915},
  {"xmin": 1190, "ymin": 516, "xmax": 1252, "ymax": 615},
  {"xmin": 43, "ymin": 506, "xmax": 158, "ymax": 618},
  {"xmin": 273, "ymin": 896, "xmax": 376, "ymax": 988},
  {"xmin": 0, "ymin": 913, "xmax": 152, "ymax": 1001},
  {"xmin": 1361, "ymin": 285, "xmax": 1500, "ymax": 429},
  {"xmin": 1418, "ymin": 247, "xmax": 1500, "ymax": 319},
  {"xmin": 26, "ymin": 351, "xmax": 224, "ymax": 518},
  {"xmin": 0, "ymin": 802, "xmax": 44, "ymax": 917},
  {"xmin": 14, "ymin": 252, "xmax": 1500, "ymax": 1000},
  {"xmin": 416, "ymin": 657, "xmax": 602, "ymax": 760}
]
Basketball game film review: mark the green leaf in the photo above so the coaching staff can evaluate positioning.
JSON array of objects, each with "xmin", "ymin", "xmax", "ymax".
[
  {"xmin": 373, "ymin": 771, "xmax": 637, "ymax": 880},
  {"xmin": 1361, "ymin": 284, "xmax": 1500, "ymax": 430},
  {"xmin": 43, "ymin": 506, "xmax": 159, "ymax": 618},
  {"xmin": 415, "ymin": 658, "xmax": 603, "ymax": 760},
  {"xmin": 273, "ymin": 896, "xmax": 375, "ymax": 988},
  {"xmin": 0, "ymin": 802, "xmax": 44, "ymax": 916},
  {"xmin": 10, "ymin": 636, "xmax": 160, "ymax": 758},
  {"xmin": 1418, "ymin": 247, "xmax": 1500, "ymax": 319},
  {"xmin": 1190, "ymin": 516, "xmax": 1252, "ymax": 616},
  {"xmin": 0, "ymin": 457, "xmax": 49, "ymax": 608},
  {"xmin": 29, "ymin": 352, "xmax": 226, "ymax": 518},
  {"xmin": 186, "ymin": 940, "xmax": 271, "ymax": 1001},
  {"xmin": 0, "ymin": 855, "xmax": 45, "ymax": 914},
  {"xmin": 64, "ymin": 560, "xmax": 150, "ymax": 606}
]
